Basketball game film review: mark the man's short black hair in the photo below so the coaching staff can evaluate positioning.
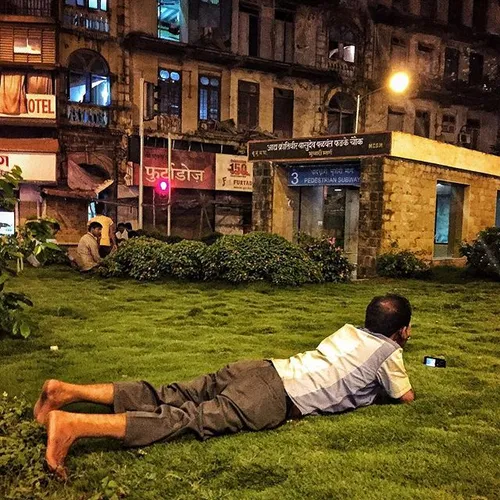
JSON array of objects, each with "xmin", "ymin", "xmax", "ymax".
[
  {"xmin": 117, "ymin": 222, "xmax": 126, "ymax": 229},
  {"xmin": 365, "ymin": 294, "xmax": 412, "ymax": 337},
  {"xmin": 88, "ymin": 221, "xmax": 103, "ymax": 231}
]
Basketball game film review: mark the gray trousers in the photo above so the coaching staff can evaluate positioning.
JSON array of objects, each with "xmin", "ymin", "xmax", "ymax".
[{"xmin": 113, "ymin": 360, "xmax": 291, "ymax": 447}]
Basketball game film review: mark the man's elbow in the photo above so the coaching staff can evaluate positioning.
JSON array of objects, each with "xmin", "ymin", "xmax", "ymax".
[{"xmin": 399, "ymin": 389, "xmax": 415, "ymax": 404}]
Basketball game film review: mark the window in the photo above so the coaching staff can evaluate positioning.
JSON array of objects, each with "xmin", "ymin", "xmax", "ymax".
[
  {"xmin": 68, "ymin": 50, "xmax": 110, "ymax": 106},
  {"xmin": 158, "ymin": 69, "xmax": 181, "ymax": 118},
  {"xmin": 391, "ymin": 36, "xmax": 407, "ymax": 68},
  {"xmin": 420, "ymin": 0, "xmax": 437, "ymax": 17},
  {"xmin": 158, "ymin": 0, "xmax": 181, "ymax": 42},
  {"xmin": 387, "ymin": 107, "xmax": 405, "ymax": 132},
  {"xmin": 472, "ymin": 0, "xmax": 488, "ymax": 32},
  {"xmin": 238, "ymin": 81, "xmax": 259, "ymax": 129},
  {"xmin": 274, "ymin": 4, "xmax": 294, "ymax": 63},
  {"xmin": 392, "ymin": 0, "xmax": 408, "ymax": 12},
  {"xmin": 415, "ymin": 110, "xmax": 430, "ymax": 138},
  {"xmin": 441, "ymin": 114, "xmax": 456, "ymax": 133},
  {"xmin": 199, "ymin": 0, "xmax": 221, "ymax": 34},
  {"xmin": 444, "ymin": 47, "xmax": 459, "ymax": 81},
  {"xmin": 0, "ymin": 73, "xmax": 53, "ymax": 114},
  {"xmin": 198, "ymin": 75, "xmax": 220, "ymax": 122},
  {"xmin": 466, "ymin": 118, "xmax": 480, "ymax": 149},
  {"xmin": 239, "ymin": 3, "xmax": 259, "ymax": 57},
  {"xmin": 273, "ymin": 88, "xmax": 293, "ymax": 138},
  {"xmin": 327, "ymin": 93, "xmax": 355, "ymax": 134},
  {"xmin": 448, "ymin": 0, "xmax": 463, "ymax": 25},
  {"xmin": 14, "ymin": 32, "xmax": 41, "ymax": 55},
  {"xmin": 434, "ymin": 182, "xmax": 465, "ymax": 258},
  {"xmin": 496, "ymin": 191, "xmax": 500, "ymax": 227},
  {"xmin": 329, "ymin": 26, "xmax": 356, "ymax": 63},
  {"xmin": 65, "ymin": 0, "xmax": 108, "ymax": 9},
  {"xmin": 417, "ymin": 43, "xmax": 434, "ymax": 75},
  {"xmin": 469, "ymin": 52, "xmax": 484, "ymax": 85}
]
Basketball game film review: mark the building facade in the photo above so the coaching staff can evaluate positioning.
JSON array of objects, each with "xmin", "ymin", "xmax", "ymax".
[{"xmin": 1, "ymin": 0, "xmax": 499, "ymax": 254}]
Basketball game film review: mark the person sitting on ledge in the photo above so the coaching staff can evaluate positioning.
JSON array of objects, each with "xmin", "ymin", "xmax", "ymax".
[{"xmin": 34, "ymin": 294, "xmax": 415, "ymax": 479}]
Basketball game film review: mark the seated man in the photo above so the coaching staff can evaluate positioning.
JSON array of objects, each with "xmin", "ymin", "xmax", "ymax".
[
  {"xmin": 75, "ymin": 222, "xmax": 102, "ymax": 272},
  {"xmin": 34, "ymin": 294, "xmax": 415, "ymax": 479}
]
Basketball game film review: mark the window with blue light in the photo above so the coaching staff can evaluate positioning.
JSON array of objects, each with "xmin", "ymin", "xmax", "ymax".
[
  {"xmin": 158, "ymin": 0, "xmax": 181, "ymax": 41},
  {"xmin": 199, "ymin": 75, "xmax": 220, "ymax": 121},
  {"xmin": 158, "ymin": 69, "xmax": 182, "ymax": 117},
  {"xmin": 65, "ymin": 0, "xmax": 108, "ymax": 10},
  {"xmin": 68, "ymin": 50, "xmax": 110, "ymax": 106}
]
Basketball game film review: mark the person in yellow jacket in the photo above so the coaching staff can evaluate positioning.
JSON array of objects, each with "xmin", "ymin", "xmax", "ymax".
[{"xmin": 88, "ymin": 203, "xmax": 117, "ymax": 257}]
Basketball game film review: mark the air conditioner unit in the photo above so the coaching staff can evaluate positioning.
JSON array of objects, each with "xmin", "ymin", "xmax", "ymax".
[
  {"xmin": 459, "ymin": 132, "xmax": 471, "ymax": 144},
  {"xmin": 199, "ymin": 120, "xmax": 217, "ymax": 131},
  {"xmin": 442, "ymin": 124, "xmax": 456, "ymax": 134}
]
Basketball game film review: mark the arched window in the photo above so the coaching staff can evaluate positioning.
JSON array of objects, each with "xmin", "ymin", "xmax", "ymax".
[
  {"xmin": 329, "ymin": 26, "xmax": 356, "ymax": 63},
  {"xmin": 68, "ymin": 50, "xmax": 110, "ymax": 106},
  {"xmin": 327, "ymin": 93, "xmax": 355, "ymax": 134}
]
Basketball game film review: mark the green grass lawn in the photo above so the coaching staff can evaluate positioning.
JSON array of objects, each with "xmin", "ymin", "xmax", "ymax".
[{"xmin": 1, "ymin": 267, "xmax": 499, "ymax": 499}]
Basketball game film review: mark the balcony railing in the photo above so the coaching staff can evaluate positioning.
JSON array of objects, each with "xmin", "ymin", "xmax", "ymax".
[
  {"xmin": 66, "ymin": 103, "xmax": 109, "ymax": 128},
  {"xmin": 157, "ymin": 114, "xmax": 182, "ymax": 134},
  {"xmin": 0, "ymin": 0, "xmax": 55, "ymax": 17},
  {"xmin": 62, "ymin": 6, "xmax": 110, "ymax": 35},
  {"xmin": 326, "ymin": 59, "xmax": 356, "ymax": 83}
]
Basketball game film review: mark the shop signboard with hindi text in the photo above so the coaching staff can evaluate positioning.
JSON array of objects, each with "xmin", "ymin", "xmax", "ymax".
[
  {"xmin": 0, "ymin": 152, "xmax": 56, "ymax": 182},
  {"xmin": 133, "ymin": 148, "xmax": 215, "ymax": 190},
  {"xmin": 215, "ymin": 154, "xmax": 252, "ymax": 192},
  {"xmin": 248, "ymin": 132, "xmax": 391, "ymax": 162},
  {"xmin": 288, "ymin": 163, "xmax": 360, "ymax": 187}
]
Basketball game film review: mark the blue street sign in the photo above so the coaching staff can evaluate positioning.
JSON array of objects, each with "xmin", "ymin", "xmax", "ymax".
[{"xmin": 288, "ymin": 163, "xmax": 360, "ymax": 187}]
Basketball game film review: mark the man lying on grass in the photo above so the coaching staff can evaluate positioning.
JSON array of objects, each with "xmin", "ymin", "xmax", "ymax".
[{"xmin": 34, "ymin": 293, "xmax": 415, "ymax": 479}]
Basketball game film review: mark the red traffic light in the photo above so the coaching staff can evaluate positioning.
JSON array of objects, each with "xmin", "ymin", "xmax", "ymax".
[{"xmin": 155, "ymin": 178, "xmax": 169, "ymax": 195}]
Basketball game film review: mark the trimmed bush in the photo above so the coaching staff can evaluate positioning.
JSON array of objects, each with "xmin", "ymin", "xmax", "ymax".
[
  {"xmin": 376, "ymin": 249, "xmax": 431, "ymax": 279},
  {"xmin": 99, "ymin": 237, "xmax": 171, "ymax": 280},
  {"xmin": 460, "ymin": 227, "xmax": 500, "ymax": 280},
  {"xmin": 169, "ymin": 240, "xmax": 207, "ymax": 280},
  {"xmin": 132, "ymin": 229, "xmax": 183, "ymax": 244},
  {"xmin": 298, "ymin": 234, "xmax": 354, "ymax": 282},
  {"xmin": 203, "ymin": 232, "xmax": 322, "ymax": 286}
]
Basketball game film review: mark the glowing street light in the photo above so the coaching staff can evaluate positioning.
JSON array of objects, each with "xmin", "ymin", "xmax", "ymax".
[{"xmin": 355, "ymin": 71, "xmax": 410, "ymax": 133}]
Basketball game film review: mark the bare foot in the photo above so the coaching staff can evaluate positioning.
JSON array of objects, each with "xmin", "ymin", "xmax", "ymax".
[
  {"xmin": 45, "ymin": 411, "xmax": 76, "ymax": 481},
  {"xmin": 34, "ymin": 380, "xmax": 72, "ymax": 425}
]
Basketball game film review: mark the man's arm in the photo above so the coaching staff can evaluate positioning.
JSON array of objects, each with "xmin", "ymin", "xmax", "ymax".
[{"xmin": 89, "ymin": 239, "xmax": 102, "ymax": 264}]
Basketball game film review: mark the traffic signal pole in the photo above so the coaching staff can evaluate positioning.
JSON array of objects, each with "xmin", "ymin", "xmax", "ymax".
[
  {"xmin": 138, "ymin": 76, "xmax": 145, "ymax": 229},
  {"xmin": 167, "ymin": 132, "xmax": 172, "ymax": 236}
]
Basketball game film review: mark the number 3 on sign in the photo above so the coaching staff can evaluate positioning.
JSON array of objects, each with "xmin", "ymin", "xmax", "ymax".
[{"xmin": 290, "ymin": 171, "xmax": 299, "ymax": 185}]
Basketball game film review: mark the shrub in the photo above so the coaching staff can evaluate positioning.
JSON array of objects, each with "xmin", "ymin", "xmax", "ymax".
[
  {"xmin": 298, "ymin": 234, "xmax": 354, "ymax": 283},
  {"xmin": 460, "ymin": 227, "xmax": 500, "ymax": 280},
  {"xmin": 132, "ymin": 229, "xmax": 183, "ymax": 244},
  {"xmin": 200, "ymin": 232, "xmax": 223, "ymax": 246},
  {"xmin": 203, "ymin": 232, "xmax": 322, "ymax": 286},
  {"xmin": 0, "ymin": 393, "xmax": 49, "ymax": 497},
  {"xmin": 99, "ymin": 237, "xmax": 171, "ymax": 280},
  {"xmin": 376, "ymin": 249, "xmax": 431, "ymax": 279},
  {"xmin": 169, "ymin": 240, "xmax": 207, "ymax": 280}
]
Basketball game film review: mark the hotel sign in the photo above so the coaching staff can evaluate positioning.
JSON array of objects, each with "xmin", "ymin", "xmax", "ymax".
[
  {"xmin": 0, "ymin": 94, "xmax": 56, "ymax": 120},
  {"xmin": 248, "ymin": 132, "xmax": 391, "ymax": 162}
]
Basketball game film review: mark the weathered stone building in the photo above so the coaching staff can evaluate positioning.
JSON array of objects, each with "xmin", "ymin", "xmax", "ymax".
[{"xmin": 1, "ymin": 0, "xmax": 500, "ymax": 257}]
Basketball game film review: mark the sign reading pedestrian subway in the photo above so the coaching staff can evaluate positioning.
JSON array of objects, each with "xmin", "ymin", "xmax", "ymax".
[
  {"xmin": 288, "ymin": 164, "xmax": 361, "ymax": 187},
  {"xmin": 248, "ymin": 132, "xmax": 391, "ymax": 162}
]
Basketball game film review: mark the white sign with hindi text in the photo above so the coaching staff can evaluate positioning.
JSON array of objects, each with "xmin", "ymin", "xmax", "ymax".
[{"xmin": 0, "ymin": 152, "xmax": 57, "ymax": 182}]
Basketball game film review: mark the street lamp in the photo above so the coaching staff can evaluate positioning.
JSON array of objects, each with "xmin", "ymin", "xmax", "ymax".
[{"xmin": 354, "ymin": 71, "xmax": 410, "ymax": 133}]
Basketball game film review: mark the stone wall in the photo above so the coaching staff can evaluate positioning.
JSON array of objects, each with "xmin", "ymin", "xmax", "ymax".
[{"xmin": 252, "ymin": 161, "xmax": 274, "ymax": 232}]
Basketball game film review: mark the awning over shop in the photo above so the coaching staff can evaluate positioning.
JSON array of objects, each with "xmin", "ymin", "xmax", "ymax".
[
  {"xmin": 42, "ymin": 187, "xmax": 95, "ymax": 200},
  {"xmin": 0, "ymin": 138, "xmax": 58, "ymax": 153}
]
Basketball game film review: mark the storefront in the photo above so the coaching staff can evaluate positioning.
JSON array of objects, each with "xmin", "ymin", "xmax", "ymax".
[
  {"xmin": 131, "ymin": 147, "xmax": 251, "ymax": 238},
  {"xmin": 249, "ymin": 132, "xmax": 500, "ymax": 277},
  {"xmin": 0, "ymin": 138, "xmax": 58, "ymax": 232}
]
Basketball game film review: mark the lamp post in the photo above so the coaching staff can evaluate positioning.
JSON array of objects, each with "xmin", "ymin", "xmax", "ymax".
[{"xmin": 354, "ymin": 71, "xmax": 410, "ymax": 133}]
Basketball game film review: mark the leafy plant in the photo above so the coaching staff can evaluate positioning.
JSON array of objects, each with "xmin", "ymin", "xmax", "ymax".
[
  {"xmin": 376, "ymin": 248, "xmax": 431, "ymax": 279},
  {"xmin": 0, "ymin": 167, "xmax": 33, "ymax": 338},
  {"xmin": 297, "ymin": 233, "xmax": 354, "ymax": 283},
  {"xmin": 17, "ymin": 217, "xmax": 63, "ymax": 267},
  {"xmin": 0, "ymin": 392, "xmax": 48, "ymax": 497},
  {"xmin": 203, "ymin": 232, "xmax": 322, "ymax": 286},
  {"xmin": 169, "ymin": 240, "xmax": 207, "ymax": 280},
  {"xmin": 460, "ymin": 227, "xmax": 500, "ymax": 280}
]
